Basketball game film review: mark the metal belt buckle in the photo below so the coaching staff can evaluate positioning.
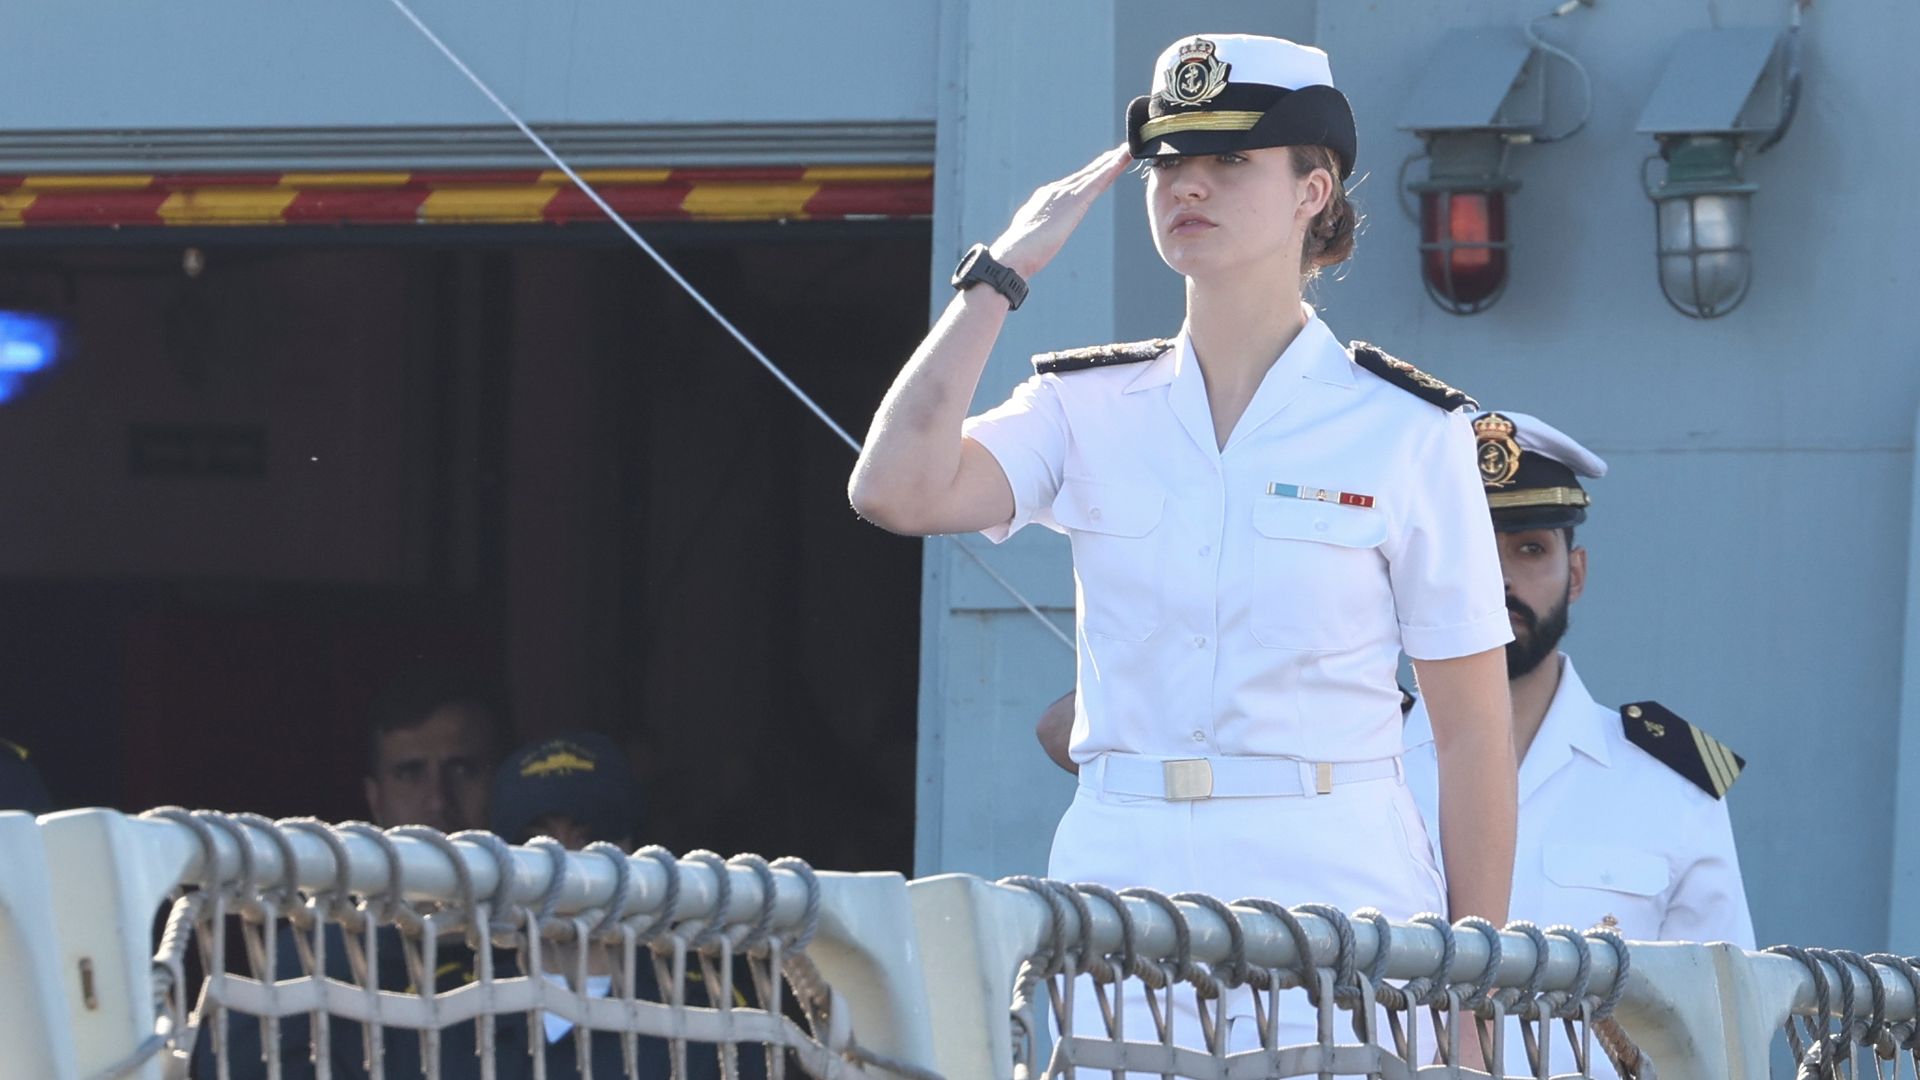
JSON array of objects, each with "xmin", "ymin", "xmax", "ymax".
[{"xmin": 1162, "ymin": 758, "xmax": 1214, "ymax": 801}]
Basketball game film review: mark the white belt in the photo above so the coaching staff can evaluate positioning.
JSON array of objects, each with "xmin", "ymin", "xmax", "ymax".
[{"xmin": 1082, "ymin": 752, "xmax": 1403, "ymax": 801}]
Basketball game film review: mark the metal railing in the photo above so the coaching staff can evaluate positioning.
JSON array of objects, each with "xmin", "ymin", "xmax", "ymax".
[{"xmin": 0, "ymin": 807, "xmax": 1908, "ymax": 1080}]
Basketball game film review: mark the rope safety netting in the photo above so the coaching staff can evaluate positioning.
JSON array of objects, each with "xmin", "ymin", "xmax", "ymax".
[
  {"xmin": 998, "ymin": 876, "xmax": 1642, "ymax": 1080},
  {"xmin": 1765, "ymin": 945, "xmax": 1920, "ymax": 1080},
  {"xmin": 86, "ymin": 808, "xmax": 1920, "ymax": 1080},
  {"xmin": 137, "ymin": 808, "xmax": 931, "ymax": 1080}
]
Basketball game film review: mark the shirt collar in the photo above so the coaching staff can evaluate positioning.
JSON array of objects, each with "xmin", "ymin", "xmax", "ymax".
[
  {"xmin": 1124, "ymin": 304, "xmax": 1356, "ymax": 395},
  {"xmin": 1299, "ymin": 307, "xmax": 1358, "ymax": 389},
  {"xmin": 1400, "ymin": 653, "xmax": 1611, "ymax": 768},
  {"xmin": 1537, "ymin": 655, "xmax": 1613, "ymax": 767}
]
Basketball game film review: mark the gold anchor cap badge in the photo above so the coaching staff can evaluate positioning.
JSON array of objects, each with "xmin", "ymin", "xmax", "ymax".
[{"xmin": 1474, "ymin": 412, "xmax": 1522, "ymax": 488}]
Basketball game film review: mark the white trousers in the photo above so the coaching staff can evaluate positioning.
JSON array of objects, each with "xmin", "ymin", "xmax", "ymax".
[{"xmin": 1046, "ymin": 763, "xmax": 1447, "ymax": 1073}]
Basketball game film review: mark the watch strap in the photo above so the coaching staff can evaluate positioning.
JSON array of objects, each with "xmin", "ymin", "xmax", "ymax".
[{"xmin": 952, "ymin": 243, "xmax": 1029, "ymax": 310}]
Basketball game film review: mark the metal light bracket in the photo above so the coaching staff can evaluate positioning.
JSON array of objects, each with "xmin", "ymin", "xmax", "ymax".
[
  {"xmin": 1636, "ymin": 27, "xmax": 1789, "ymax": 138},
  {"xmin": 1397, "ymin": 28, "xmax": 1547, "ymax": 134}
]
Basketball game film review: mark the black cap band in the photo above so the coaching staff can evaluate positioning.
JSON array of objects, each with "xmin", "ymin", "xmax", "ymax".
[{"xmin": 1127, "ymin": 83, "xmax": 1356, "ymax": 178}]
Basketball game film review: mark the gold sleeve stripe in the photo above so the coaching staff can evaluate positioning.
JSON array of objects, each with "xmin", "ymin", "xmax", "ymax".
[
  {"xmin": 1704, "ymin": 730, "xmax": 1744, "ymax": 785},
  {"xmin": 1689, "ymin": 726, "xmax": 1736, "ymax": 796},
  {"xmin": 1689, "ymin": 726, "xmax": 1730, "ymax": 794}
]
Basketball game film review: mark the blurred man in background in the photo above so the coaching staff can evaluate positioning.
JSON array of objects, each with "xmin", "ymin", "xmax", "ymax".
[
  {"xmin": 194, "ymin": 665, "xmax": 506, "ymax": 1079},
  {"xmin": 363, "ymin": 665, "xmax": 504, "ymax": 833}
]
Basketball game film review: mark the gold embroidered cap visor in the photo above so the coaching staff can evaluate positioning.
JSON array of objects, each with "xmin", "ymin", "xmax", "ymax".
[
  {"xmin": 1488, "ymin": 452, "xmax": 1591, "ymax": 532},
  {"xmin": 1127, "ymin": 83, "xmax": 1356, "ymax": 177}
]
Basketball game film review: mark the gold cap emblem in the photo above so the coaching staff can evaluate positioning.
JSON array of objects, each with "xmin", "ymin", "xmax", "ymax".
[
  {"xmin": 521, "ymin": 749, "xmax": 596, "ymax": 778},
  {"xmin": 1474, "ymin": 412, "xmax": 1522, "ymax": 488},
  {"xmin": 1161, "ymin": 38, "xmax": 1231, "ymax": 106}
]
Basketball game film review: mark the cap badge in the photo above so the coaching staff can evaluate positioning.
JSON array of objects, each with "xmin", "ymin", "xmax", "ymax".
[
  {"xmin": 521, "ymin": 749, "xmax": 597, "ymax": 778},
  {"xmin": 1474, "ymin": 412, "xmax": 1522, "ymax": 488},
  {"xmin": 1162, "ymin": 37, "xmax": 1231, "ymax": 107}
]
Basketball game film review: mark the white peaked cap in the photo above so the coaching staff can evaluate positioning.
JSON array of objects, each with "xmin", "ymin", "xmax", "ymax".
[
  {"xmin": 1129, "ymin": 33, "xmax": 1357, "ymax": 175},
  {"xmin": 1477, "ymin": 410, "xmax": 1609, "ymax": 478},
  {"xmin": 1149, "ymin": 34, "xmax": 1338, "ymax": 96}
]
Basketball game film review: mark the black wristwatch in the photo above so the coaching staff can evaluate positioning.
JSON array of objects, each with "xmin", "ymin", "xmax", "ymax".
[{"xmin": 951, "ymin": 243, "xmax": 1029, "ymax": 311}]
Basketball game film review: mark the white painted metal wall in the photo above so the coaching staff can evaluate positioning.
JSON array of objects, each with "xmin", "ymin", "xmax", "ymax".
[
  {"xmin": 923, "ymin": 0, "xmax": 1920, "ymax": 963},
  {"xmin": 0, "ymin": 0, "xmax": 937, "ymax": 169}
]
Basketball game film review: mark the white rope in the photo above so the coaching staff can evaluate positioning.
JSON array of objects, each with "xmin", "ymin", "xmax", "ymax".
[{"xmin": 378, "ymin": 0, "xmax": 1074, "ymax": 653}]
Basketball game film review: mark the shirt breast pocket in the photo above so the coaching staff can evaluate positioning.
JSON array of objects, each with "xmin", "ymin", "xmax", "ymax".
[
  {"xmin": 1052, "ymin": 479, "xmax": 1165, "ymax": 642},
  {"xmin": 1249, "ymin": 497, "xmax": 1390, "ymax": 650},
  {"xmin": 1541, "ymin": 843, "xmax": 1669, "ymax": 931}
]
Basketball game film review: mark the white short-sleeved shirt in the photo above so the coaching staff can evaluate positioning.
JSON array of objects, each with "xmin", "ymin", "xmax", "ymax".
[
  {"xmin": 1403, "ymin": 655, "xmax": 1756, "ymax": 948},
  {"xmin": 962, "ymin": 311, "xmax": 1510, "ymax": 763}
]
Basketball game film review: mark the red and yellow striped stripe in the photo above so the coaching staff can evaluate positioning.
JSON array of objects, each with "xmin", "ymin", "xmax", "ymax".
[{"xmin": 0, "ymin": 166, "xmax": 933, "ymax": 228}]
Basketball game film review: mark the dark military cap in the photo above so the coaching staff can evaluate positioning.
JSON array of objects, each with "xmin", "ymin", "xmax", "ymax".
[
  {"xmin": 488, "ymin": 732, "xmax": 640, "ymax": 845},
  {"xmin": 1473, "ymin": 410, "xmax": 1608, "ymax": 532},
  {"xmin": 0, "ymin": 738, "xmax": 52, "ymax": 814}
]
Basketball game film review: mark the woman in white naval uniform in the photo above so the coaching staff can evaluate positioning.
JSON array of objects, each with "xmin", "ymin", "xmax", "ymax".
[
  {"xmin": 850, "ymin": 34, "xmax": 1518, "ymax": 1056},
  {"xmin": 1403, "ymin": 410, "xmax": 1754, "ymax": 1078}
]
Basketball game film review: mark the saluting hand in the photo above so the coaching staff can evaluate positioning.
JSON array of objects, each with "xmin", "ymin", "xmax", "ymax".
[{"xmin": 989, "ymin": 144, "xmax": 1133, "ymax": 281}]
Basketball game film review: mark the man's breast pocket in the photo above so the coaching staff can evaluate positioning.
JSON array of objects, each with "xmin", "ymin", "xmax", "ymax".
[
  {"xmin": 1053, "ymin": 478, "xmax": 1165, "ymax": 642},
  {"xmin": 1541, "ymin": 843, "xmax": 1670, "ymax": 933},
  {"xmin": 1249, "ymin": 498, "xmax": 1391, "ymax": 650}
]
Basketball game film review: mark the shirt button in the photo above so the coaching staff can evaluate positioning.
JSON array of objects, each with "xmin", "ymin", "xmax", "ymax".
[
  {"xmin": 1193, "ymin": 635, "xmax": 1207, "ymax": 648},
  {"xmin": 1198, "ymin": 545, "xmax": 1212, "ymax": 557},
  {"xmin": 1191, "ymin": 730, "xmax": 1205, "ymax": 742},
  {"xmin": 1089, "ymin": 507, "xmax": 1102, "ymax": 521},
  {"xmin": 1313, "ymin": 520, "xmax": 1329, "ymax": 533}
]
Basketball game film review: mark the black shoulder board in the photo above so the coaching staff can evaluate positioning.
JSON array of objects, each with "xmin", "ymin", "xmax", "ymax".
[
  {"xmin": 1350, "ymin": 341, "xmax": 1477, "ymax": 412},
  {"xmin": 1621, "ymin": 701, "xmax": 1745, "ymax": 799},
  {"xmin": 1033, "ymin": 338, "xmax": 1175, "ymax": 375}
]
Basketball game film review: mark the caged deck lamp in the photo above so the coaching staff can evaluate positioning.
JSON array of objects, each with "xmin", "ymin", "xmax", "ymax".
[
  {"xmin": 1637, "ymin": 16, "xmax": 1804, "ymax": 319},
  {"xmin": 1406, "ymin": 131, "xmax": 1517, "ymax": 317},
  {"xmin": 1397, "ymin": 4, "xmax": 1594, "ymax": 315}
]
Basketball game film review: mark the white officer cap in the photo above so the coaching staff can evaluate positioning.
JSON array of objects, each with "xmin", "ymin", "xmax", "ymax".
[
  {"xmin": 1484, "ymin": 411, "xmax": 1607, "ymax": 478},
  {"xmin": 1148, "ymin": 34, "xmax": 1336, "ymax": 99},
  {"xmin": 1127, "ymin": 34, "xmax": 1358, "ymax": 176}
]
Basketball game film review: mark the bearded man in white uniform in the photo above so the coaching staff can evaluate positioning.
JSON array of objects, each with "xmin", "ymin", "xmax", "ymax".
[
  {"xmin": 1401, "ymin": 410, "xmax": 1754, "ymax": 1078},
  {"xmin": 1401, "ymin": 411, "xmax": 1753, "ymax": 944}
]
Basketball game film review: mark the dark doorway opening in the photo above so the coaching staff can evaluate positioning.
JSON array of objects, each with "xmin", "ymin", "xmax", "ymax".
[{"xmin": 0, "ymin": 222, "xmax": 927, "ymax": 873}]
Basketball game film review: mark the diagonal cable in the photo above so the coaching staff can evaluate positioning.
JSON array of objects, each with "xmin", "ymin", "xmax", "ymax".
[
  {"xmin": 378, "ymin": 0, "xmax": 1073, "ymax": 652},
  {"xmin": 382, "ymin": 0, "xmax": 856, "ymax": 449}
]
